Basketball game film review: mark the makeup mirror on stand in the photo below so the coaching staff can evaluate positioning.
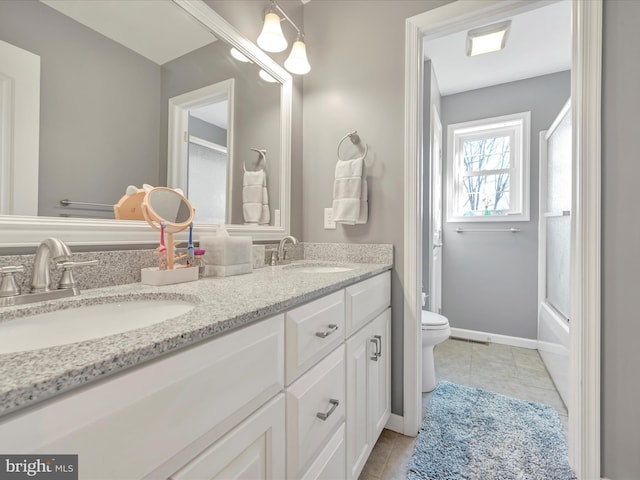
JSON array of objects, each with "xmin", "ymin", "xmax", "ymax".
[{"xmin": 142, "ymin": 187, "xmax": 195, "ymax": 272}]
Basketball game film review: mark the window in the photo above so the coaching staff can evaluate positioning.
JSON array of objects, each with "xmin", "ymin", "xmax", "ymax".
[{"xmin": 446, "ymin": 112, "xmax": 530, "ymax": 222}]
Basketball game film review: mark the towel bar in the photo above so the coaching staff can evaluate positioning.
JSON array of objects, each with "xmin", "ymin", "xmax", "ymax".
[
  {"xmin": 455, "ymin": 227, "xmax": 521, "ymax": 233},
  {"xmin": 59, "ymin": 199, "xmax": 113, "ymax": 209},
  {"xmin": 337, "ymin": 130, "xmax": 368, "ymax": 161}
]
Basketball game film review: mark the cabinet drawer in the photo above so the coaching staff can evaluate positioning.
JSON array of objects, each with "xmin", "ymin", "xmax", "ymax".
[
  {"xmin": 0, "ymin": 315, "xmax": 284, "ymax": 480},
  {"xmin": 286, "ymin": 345, "xmax": 345, "ymax": 478},
  {"xmin": 346, "ymin": 271, "xmax": 391, "ymax": 335},
  {"xmin": 285, "ymin": 290, "xmax": 345, "ymax": 384},
  {"xmin": 300, "ymin": 422, "xmax": 346, "ymax": 480}
]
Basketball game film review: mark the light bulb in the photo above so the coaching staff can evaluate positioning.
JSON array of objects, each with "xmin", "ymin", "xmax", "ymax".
[
  {"xmin": 257, "ymin": 12, "xmax": 288, "ymax": 53},
  {"xmin": 284, "ymin": 39, "xmax": 311, "ymax": 75}
]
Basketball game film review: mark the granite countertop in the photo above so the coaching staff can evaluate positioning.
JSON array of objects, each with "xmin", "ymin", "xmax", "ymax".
[{"xmin": 0, "ymin": 260, "xmax": 391, "ymax": 417}]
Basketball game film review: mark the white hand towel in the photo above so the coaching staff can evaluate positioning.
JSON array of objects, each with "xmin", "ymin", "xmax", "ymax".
[
  {"xmin": 332, "ymin": 157, "xmax": 367, "ymax": 225},
  {"xmin": 259, "ymin": 171, "xmax": 270, "ymax": 225},
  {"xmin": 243, "ymin": 170, "xmax": 270, "ymax": 224},
  {"xmin": 357, "ymin": 178, "xmax": 368, "ymax": 224},
  {"xmin": 243, "ymin": 185, "xmax": 263, "ymax": 204}
]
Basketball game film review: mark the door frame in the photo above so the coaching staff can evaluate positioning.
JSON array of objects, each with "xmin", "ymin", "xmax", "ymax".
[
  {"xmin": 168, "ymin": 78, "xmax": 235, "ymax": 224},
  {"xmin": 402, "ymin": 1, "xmax": 602, "ymax": 479},
  {"xmin": 0, "ymin": 40, "xmax": 40, "ymax": 216}
]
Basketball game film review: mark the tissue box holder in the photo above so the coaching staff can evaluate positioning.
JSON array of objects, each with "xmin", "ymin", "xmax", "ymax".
[
  {"xmin": 200, "ymin": 235, "xmax": 253, "ymax": 278},
  {"xmin": 141, "ymin": 266, "xmax": 198, "ymax": 286}
]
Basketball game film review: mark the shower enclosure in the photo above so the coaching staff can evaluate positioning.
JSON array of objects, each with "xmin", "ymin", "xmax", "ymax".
[{"xmin": 537, "ymin": 99, "xmax": 571, "ymax": 405}]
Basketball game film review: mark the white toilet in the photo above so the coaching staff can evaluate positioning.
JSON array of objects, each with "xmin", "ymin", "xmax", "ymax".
[{"xmin": 421, "ymin": 310, "xmax": 451, "ymax": 393}]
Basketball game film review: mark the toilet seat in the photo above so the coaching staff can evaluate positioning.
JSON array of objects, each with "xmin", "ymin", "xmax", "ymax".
[{"xmin": 421, "ymin": 311, "xmax": 449, "ymax": 330}]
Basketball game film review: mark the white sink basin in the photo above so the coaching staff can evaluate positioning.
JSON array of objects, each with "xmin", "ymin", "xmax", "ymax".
[
  {"xmin": 0, "ymin": 299, "xmax": 195, "ymax": 354},
  {"xmin": 283, "ymin": 263, "xmax": 353, "ymax": 274}
]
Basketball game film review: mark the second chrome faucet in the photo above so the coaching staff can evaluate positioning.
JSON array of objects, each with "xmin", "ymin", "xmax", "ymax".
[{"xmin": 269, "ymin": 235, "xmax": 299, "ymax": 266}]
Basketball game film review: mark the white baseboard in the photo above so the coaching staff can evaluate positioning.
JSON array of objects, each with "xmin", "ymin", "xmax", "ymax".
[
  {"xmin": 450, "ymin": 328, "xmax": 538, "ymax": 349},
  {"xmin": 385, "ymin": 414, "xmax": 405, "ymax": 434}
]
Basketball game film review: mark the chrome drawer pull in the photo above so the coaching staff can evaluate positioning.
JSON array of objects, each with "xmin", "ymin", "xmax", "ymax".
[
  {"xmin": 374, "ymin": 335, "xmax": 382, "ymax": 358},
  {"xmin": 316, "ymin": 399, "xmax": 339, "ymax": 421},
  {"xmin": 315, "ymin": 324, "xmax": 339, "ymax": 338},
  {"xmin": 370, "ymin": 337, "xmax": 380, "ymax": 361}
]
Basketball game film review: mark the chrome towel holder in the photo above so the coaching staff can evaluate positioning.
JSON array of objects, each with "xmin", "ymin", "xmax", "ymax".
[{"xmin": 337, "ymin": 130, "xmax": 368, "ymax": 161}]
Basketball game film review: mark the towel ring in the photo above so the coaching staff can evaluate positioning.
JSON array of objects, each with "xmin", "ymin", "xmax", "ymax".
[
  {"xmin": 245, "ymin": 148, "xmax": 267, "ymax": 172},
  {"xmin": 337, "ymin": 131, "xmax": 368, "ymax": 162}
]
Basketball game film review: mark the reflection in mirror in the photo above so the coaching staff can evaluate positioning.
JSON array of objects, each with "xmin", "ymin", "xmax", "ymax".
[
  {"xmin": 0, "ymin": 0, "xmax": 284, "ymax": 228},
  {"xmin": 188, "ymin": 99, "xmax": 229, "ymax": 224}
]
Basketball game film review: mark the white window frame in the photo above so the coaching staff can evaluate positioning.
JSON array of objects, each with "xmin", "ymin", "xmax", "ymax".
[{"xmin": 446, "ymin": 111, "xmax": 530, "ymax": 222}]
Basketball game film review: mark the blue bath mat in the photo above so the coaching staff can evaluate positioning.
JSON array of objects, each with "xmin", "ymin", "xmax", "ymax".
[{"xmin": 408, "ymin": 381, "xmax": 576, "ymax": 480}]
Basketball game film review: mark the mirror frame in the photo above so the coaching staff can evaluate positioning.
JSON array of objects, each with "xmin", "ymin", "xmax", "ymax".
[{"xmin": 0, "ymin": 0, "xmax": 292, "ymax": 248}]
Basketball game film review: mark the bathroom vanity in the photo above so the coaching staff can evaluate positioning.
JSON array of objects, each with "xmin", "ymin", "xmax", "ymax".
[{"xmin": 0, "ymin": 262, "xmax": 391, "ymax": 479}]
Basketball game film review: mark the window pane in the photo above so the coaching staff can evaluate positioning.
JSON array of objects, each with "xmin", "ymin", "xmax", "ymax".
[
  {"xmin": 462, "ymin": 136, "xmax": 510, "ymax": 173},
  {"xmin": 461, "ymin": 173, "xmax": 510, "ymax": 216}
]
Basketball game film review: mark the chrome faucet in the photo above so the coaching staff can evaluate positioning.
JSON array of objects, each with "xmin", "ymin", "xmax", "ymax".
[
  {"xmin": 277, "ymin": 235, "xmax": 299, "ymax": 264},
  {"xmin": 30, "ymin": 238, "xmax": 72, "ymax": 293},
  {"xmin": 0, "ymin": 238, "xmax": 96, "ymax": 307}
]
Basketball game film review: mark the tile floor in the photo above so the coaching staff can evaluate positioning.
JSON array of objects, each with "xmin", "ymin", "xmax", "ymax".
[{"xmin": 359, "ymin": 338, "xmax": 567, "ymax": 480}]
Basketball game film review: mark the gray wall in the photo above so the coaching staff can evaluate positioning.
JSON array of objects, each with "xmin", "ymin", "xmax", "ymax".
[
  {"xmin": 0, "ymin": 0, "xmax": 161, "ymax": 218},
  {"xmin": 602, "ymin": 1, "xmax": 640, "ymax": 478},
  {"xmin": 189, "ymin": 117, "xmax": 227, "ymax": 147},
  {"xmin": 301, "ymin": 0, "xmax": 451, "ymax": 416},
  {"xmin": 439, "ymin": 71, "xmax": 570, "ymax": 339}
]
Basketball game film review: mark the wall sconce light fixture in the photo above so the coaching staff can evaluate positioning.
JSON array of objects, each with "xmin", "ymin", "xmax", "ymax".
[
  {"xmin": 257, "ymin": 0, "xmax": 310, "ymax": 75},
  {"xmin": 466, "ymin": 20, "xmax": 512, "ymax": 57}
]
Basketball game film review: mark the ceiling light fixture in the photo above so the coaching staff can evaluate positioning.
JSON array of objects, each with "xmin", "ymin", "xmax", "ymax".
[
  {"xmin": 466, "ymin": 20, "xmax": 512, "ymax": 57},
  {"xmin": 257, "ymin": 0, "xmax": 310, "ymax": 75}
]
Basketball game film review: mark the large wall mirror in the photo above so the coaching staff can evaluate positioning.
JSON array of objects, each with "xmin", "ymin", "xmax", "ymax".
[{"xmin": 0, "ymin": 0, "xmax": 292, "ymax": 247}]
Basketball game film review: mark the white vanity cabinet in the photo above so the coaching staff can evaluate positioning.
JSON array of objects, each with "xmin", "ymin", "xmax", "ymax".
[
  {"xmin": 285, "ymin": 271, "xmax": 391, "ymax": 480},
  {"xmin": 0, "ymin": 269, "xmax": 391, "ymax": 480}
]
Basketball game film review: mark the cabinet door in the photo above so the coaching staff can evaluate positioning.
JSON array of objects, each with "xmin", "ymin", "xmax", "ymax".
[
  {"xmin": 300, "ymin": 423, "xmax": 345, "ymax": 480},
  {"xmin": 369, "ymin": 308, "xmax": 391, "ymax": 441},
  {"xmin": 169, "ymin": 394, "xmax": 285, "ymax": 480},
  {"xmin": 345, "ymin": 323, "xmax": 373, "ymax": 480}
]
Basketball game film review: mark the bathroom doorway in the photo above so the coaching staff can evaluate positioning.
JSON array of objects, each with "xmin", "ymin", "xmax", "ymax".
[{"xmin": 403, "ymin": 1, "xmax": 602, "ymax": 478}]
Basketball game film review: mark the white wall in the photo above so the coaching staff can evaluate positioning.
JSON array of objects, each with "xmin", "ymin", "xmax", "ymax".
[{"xmin": 439, "ymin": 71, "xmax": 570, "ymax": 339}]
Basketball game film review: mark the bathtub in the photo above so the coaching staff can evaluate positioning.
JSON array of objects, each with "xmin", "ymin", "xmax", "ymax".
[{"xmin": 538, "ymin": 301, "xmax": 569, "ymax": 406}]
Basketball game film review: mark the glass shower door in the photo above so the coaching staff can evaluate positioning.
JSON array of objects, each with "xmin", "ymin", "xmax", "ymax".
[{"xmin": 538, "ymin": 99, "xmax": 571, "ymax": 406}]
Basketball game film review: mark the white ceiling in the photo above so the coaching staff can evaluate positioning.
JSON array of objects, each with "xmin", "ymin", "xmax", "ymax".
[
  {"xmin": 423, "ymin": 1, "xmax": 571, "ymax": 96},
  {"xmin": 190, "ymin": 102, "xmax": 228, "ymax": 130},
  {"xmin": 40, "ymin": 0, "xmax": 216, "ymax": 65}
]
